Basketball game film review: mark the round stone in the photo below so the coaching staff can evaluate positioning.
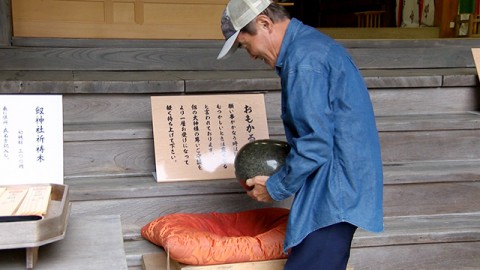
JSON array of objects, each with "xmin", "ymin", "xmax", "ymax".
[{"xmin": 234, "ymin": 139, "xmax": 290, "ymax": 190}]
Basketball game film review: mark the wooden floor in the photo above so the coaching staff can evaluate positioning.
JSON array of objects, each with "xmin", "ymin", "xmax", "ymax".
[
  {"xmin": 319, "ymin": 27, "xmax": 440, "ymax": 39},
  {"xmin": 0, "ymin": 38, "xmax": 479, "ymax": 269}
]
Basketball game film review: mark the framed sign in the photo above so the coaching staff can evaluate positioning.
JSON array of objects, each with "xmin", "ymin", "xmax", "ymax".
[
  {"xmin": 0, "ymin": 95, "xmax": 63, "ymax": 185},
  {"xmin": 151, "ymin": 94, "xmax": 269, "ymax": 182}
]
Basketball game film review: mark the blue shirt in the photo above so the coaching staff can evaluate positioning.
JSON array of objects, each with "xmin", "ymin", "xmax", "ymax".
[{"xmin": 266, "ymin": 18, "xmax": 384, "ymax": 252}]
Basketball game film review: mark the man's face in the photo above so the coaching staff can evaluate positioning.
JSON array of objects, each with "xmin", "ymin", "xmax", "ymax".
[{"xmin": 237, "ymin": 19, "xmax": 277, "ymax": 68}]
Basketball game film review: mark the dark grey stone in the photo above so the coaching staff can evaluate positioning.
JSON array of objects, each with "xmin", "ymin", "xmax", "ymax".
[{"xmin": 234, "ymin": 139, "xmax": 290, "ymax": 190}]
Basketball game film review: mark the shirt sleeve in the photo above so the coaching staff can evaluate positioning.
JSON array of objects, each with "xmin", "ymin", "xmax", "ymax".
[{"xmin": 266, "ymin": 66, "xmax": 336, "ymax": 201}]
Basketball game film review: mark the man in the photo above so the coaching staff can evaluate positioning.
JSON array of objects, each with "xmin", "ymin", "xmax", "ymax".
[{"xmin": 217, "ymin": 1, "xmax": 384, "ymax": 269}]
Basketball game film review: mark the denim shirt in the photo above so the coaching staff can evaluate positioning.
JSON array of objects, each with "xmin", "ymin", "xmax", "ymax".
[{"xmin": 266, "ymin": 18, "xmax": 384, "ymax": 252}]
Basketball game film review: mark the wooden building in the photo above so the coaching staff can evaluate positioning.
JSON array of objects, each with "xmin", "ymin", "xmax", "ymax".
[{"xmin": 1, "ymin": 0, "xmax": 480, "ymax": 269}]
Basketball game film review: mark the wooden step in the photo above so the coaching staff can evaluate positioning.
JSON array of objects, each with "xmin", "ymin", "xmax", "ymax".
[
  {"xmin": 1, "ymin": 69, "xmax": 477, "ymax": 119},
  {"xmin": 65, "ymin": 160, "xmax": 480, "ymax": 202},
  {"xmin": 64, "ymin": 158, "xmax": 480, "ymax": 237},
  {"xmin": 0, "ymin": 68, "xmax": 477, "ymax": 95},
  {"xmin": 1, "ymin": 39, "xmax": 478, "ymax": 71},
  {"xmin": 121, "ymin": 212, "xmax": 480, "ymax": 269},
  {"xmin": 62, "ymin": 112, "xmax": 480, "ymax": 177},
  {"xmin": 68, "ymin": 191, "xmax": 293, "ymax": 244},
  {"xmin": 349, "ymin": 212, "xmax": 480, "ymax": 269}
]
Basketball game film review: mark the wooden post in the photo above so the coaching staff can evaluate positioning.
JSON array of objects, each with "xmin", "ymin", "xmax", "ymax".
[
  {"xmin": 0, "ymin": 0, "xmax": 12, "ymax": 46},
  {"xmin": 437, "ymin": 0, "xmax": 460, "ymax": 38}
]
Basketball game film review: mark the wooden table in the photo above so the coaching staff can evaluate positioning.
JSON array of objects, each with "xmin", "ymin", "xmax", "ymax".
[{"xmin": 0, "ymin": 215, "xmax": 128, "ymax": 270}]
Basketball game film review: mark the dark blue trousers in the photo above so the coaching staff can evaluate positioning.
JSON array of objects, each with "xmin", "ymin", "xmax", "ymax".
[{"xmin": 284, "ymin": 222, "xmax": 357, "ymax": 270}]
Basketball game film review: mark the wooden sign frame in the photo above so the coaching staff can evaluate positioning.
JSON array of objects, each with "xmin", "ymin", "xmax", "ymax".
[
  {"xmin": 151, "ymin": 94, "xmax": 269, "ymax": 182},
  {"xmin": 472, "ymin": 48, "xmax": 480, "ymax": 79}
]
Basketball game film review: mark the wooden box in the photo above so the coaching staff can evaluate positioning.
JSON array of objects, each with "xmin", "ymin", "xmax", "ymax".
[
  {"xmin": 142, "ymin": 252, "xmax": 354, "ymax": 270},
  {"xmin": 0, "ymin": 184, "xmax": 70, "ymax": 269},
  {"xmin": 142, "ymin": 253, "xmax": 286, "ymax": 270}
]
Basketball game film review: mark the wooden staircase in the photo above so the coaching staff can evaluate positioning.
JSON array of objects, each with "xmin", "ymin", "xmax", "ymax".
[{"xmin": 1, "ymin": 38, "xmax": 480, "ymax": 269}]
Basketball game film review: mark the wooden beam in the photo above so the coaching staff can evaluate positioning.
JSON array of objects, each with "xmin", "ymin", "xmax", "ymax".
[
  {"xmin": 438, "ymin": 0, "xmax": 459, "ymax": 38},
  {"xmin": 0, "ymin": 0, "xmax": 12, "ymax": 46}
]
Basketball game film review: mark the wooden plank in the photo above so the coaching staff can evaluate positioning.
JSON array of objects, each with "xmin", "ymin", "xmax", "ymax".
[
  {"xmin": 62, "ymin": 129, "xmax": 480, "ymax": 178},
  {"xmin": 361, "ymin": 70, "xmax": 443, "ymax": 88},
  {"xmin": 63, "ymin": 139, "xmax": 155, "ymax": 177},
  {"xmin": 67, "ymin": 178, "xmax": 480, "ymax": 221},
  {"xmin": 384, "ymin": 182, "xmax": 480, "ymax": 216},
  {"xmin": 12, "ymin": 0, "xmax": 227, "ymax": 40},
  {"xmin": 369, "ymin": 87, "xmax": 479, "ymax": 116},
  {"xmin": 11, "ymin": 36, "xmax": 480, "ymax": 49},
  {"xmin": 129, "ymin": 212, "xmax": 480, "ymax": 268},
  {"xmin": 63, "ymin": 158, "xmax": 480, "ymax": 201},
  {"xmin": 63, "ymin": 95, "xmax": 153, "ymax": 124},
  {"xmin": 128, "ymin": 240, "xmax": 163, "ymax": 268},
  {"xmin": 354, "ymin": 212, "xmax": 480, "ymax": 247},
  {"xmin": 73, "ymin": 71, "xmax": 184, "ymax": 94},
  {"xmin": 142, "ymin": 253, "xmax": 166, "ymax": 270},
  {"xmin": 383, "ymin": 160, "xmax": 480, "ymax": 184},
  {"xmin": 319, "ymin": 27, "xmax": 440, "ymax": 39},
  {"xmin": 68, "ymin": 80, "xmax": 476, "ymax": 121},
  {"xmin": 0, "ymin": 45, "xmax": 475, "ymax": 71},
  {"xmin": 350, "ymin": 241, "xmax": 480, "ymax": 269},
  {"xmin": 68, "ymin": 181, "xmax": 480, "ymax": 238},
  {"xmin": 66, "ymin": 176, "xmax": 247, "ymax": 201},
  {"xmin": 349, "ymin": 47, "xmax": 475, "ymax": 69},
  {"xmin": 339, "ymin": 38, "xmax": 480, "ymax": 49},
  {"xmin": 70, "ymin": 194, "xmax": 292, "ymax": 238},
  {"xmin": 0, "ymin": 47, "xmax": 265, "ymax": 71},
  {"xmin": 375, "ymin": 113, "xmax": 480, "ymax": 132},
  {"xmin": 141, "ymin": 253, "xmax": 288, "ymax": 270},
  {"xmin": 265, "ymin": 86, "xmax": 479, "ymax": 118},
  {"xmin": 380, "ymin": 129, "xmax": 480, "ymax": 163},
  {"xmin": 63, "ymin": 122, "xmax": 153, "ymax": 142},
  {"xmin": 0, "ymin": 70, "xmax": 75, "ymax": 93},
  {"xmin": 61, "ymin": 111, "xmax": 480, "ymax": 178},
  {"xmin": 12, "ymin": 37, "xmax": 222, "ymax": 48},
  {"xmin": 443, "ymin": 71, "xmax": 480, "ymax": 86},
  {"xmin": 0, "ymin": 0, "xmax": 12, "ymax": 47},
  {"xmin": 171, "ymin": 258, "xmax": 287, "ymax": 270},
  {"xmin": 0, "ymin": 215, "xmax": 128, "ymax": 270},
  {"xmin": 181, "ymin": 70, "xmax": 280, "ymax": 92},
  {"xmin": 0, "ymin": 70, "xmax": 477, "ymax": 97}
]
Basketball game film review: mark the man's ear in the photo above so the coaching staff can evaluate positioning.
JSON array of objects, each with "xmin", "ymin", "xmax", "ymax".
[{"xmin": 256, "ymin": 15, "xmax": 273, "ymax": 32}]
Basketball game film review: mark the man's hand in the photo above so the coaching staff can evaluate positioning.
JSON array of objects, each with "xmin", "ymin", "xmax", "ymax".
[{"xmin": 245, "ymin": 175, "xmax": 273, "ymax": 202}]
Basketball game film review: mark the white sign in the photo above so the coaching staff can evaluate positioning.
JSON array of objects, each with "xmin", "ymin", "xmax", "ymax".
[
  {"xmin": 0, "ymin": 95, "xmax": 63, "ymax": 185},
  {"xmin": 151, "ymin": 94, "xmax": 269, "ymax": 182}
]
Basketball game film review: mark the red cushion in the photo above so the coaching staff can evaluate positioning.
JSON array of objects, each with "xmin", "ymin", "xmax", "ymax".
[{"xmin": 141, "ymin": 207, "xmax": 289, "ymax": 265}]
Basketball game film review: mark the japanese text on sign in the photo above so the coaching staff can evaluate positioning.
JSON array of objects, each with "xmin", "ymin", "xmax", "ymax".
[
  {"xmin": 151, "ymin": 94, "xmax": 269, "ymax": 182},
  {"xmin": 0, "ymin": 95, "xmax": 63, "ymax": 185}
]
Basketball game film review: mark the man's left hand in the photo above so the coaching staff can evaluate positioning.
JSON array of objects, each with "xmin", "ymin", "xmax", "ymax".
[{"xmin": 246, "ymin": 175, "xmax": 273, "ymax": 202}]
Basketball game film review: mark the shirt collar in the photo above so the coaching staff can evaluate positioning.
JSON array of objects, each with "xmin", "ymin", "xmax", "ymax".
[{"xmin": 275, "ymin": 18, "xmax": 301, "ymax": 75}]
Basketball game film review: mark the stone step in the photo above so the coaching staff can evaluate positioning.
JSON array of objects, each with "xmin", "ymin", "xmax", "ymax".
[{"xmin": 121, "ymin": 211, "xmax": 480, "ymax": 269}]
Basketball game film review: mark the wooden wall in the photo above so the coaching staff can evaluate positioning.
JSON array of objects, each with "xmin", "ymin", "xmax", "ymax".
[
  {"xmin": 0, "ymin": 0, "xmax": 12, "ymax": 46},
  {"xmin": 11, "ymin": 0, "xmax": 227, "ymax": 39},
  {"xmin": 2, "ymin": 0, "xmax": 472, "ymax": 40}
]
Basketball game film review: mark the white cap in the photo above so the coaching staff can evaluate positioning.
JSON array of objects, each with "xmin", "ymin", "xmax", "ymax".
[{"xmin": 217, "ymin": 0, "xmax": 271, "ymax": 60}]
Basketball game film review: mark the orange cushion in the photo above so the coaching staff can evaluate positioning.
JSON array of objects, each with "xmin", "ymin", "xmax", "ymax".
[{"xmin": 141, "ymin": 207, "xmax": 289, "ymax": 265}]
